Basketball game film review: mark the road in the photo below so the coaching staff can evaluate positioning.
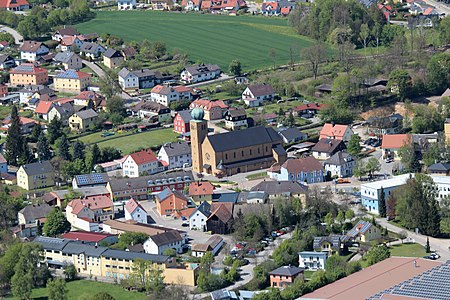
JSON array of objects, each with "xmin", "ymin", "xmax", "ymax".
[
  {"xmin": 0, "ymin": 25, "xmax": 23, "ymax": 45},
  {"xmin": 422, "ymin": 0, "xmax": 450, "ymax": 15}
]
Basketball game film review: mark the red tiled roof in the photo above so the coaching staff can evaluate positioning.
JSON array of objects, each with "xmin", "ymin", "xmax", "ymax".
[
  {"xmin": 280, "ymin": 7, "xmax": 291, "ymax": 14},
  {"xmin": 293, "ymin": 103, "xmax": 325, "ymax": 112},
  {"xmin": 208, "ymin": 203, "xmax": 233, "ymax": 223},
  {"xmin": 320, "ymin": 123, "xmax": 351, "ymax": 140},
  {"xmin": 189, "ymin": 181, "xmax": 214, "ymax": 196},
  {"xmin": 68, "ymin": 195, "xmax": 113, "ymax": 215},
  {"xmin": 174, "ymin": 86, "xmax": 191, "ymax": 93},
  {"xmin": 381, "ymin": 134, "xmax": 412, "ymax": 149},
  {"xmin": 19, "ymin": 40, "xmax": 43, "ymax": 52},
  {"xmin": 62, "ymin": 231, "xmax": 114, "ymax": 243},
  {"xmin": 124, "ymin": 198, "xmax": 146, "ymax": 214},
  {"xmin": 282, "ymin": 156, "xmax": 324, "ymax": 173},
  {"xmin": 190, "ymin": 99, "xmax": 228, "ymax": 111},
  {"xmin": 35, "ymin": 101, "xmax": 54, "ymax": 114},
  {"xmin": 0, "ymin": 41, "xmax": 9, "ymax": 47},
  {"xmin": 128, "ymin": 149, "xmax": 158, "ymax": 166}
]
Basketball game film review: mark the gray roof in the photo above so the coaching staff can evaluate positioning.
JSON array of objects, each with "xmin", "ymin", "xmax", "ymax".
[
  {"xmin": 20, "ymin": 160, "xmax": 54, "ymax": 176},
  {"xmin": 102, "ymin": 249, "xmax": 169, "ymax": 263},
  {"xmin": 279, "ymin": 127, "xmax": 307, "ymax": 142},
  {"xmin": 250, "ymin": 180, "xmax": 307, "ymax": 195},
  {"xmin": 80, "ymin": 42, "xmax": 104, "ymax": 54},
  {"xmin": 313, "ymin": 235, "xmax": 346, "ymax": 250},
  {"xmin": 50, "ymin": 186, "xmax": 110, "ymax": 200},
  {"xmin": 191, "ymin": 201, "xmax": 211, "ymax": 218},
  {"xmin": 19, "ymin": 203, "xmax": 52, "ymax": 221},
  {"xmin": 207, "ymin": 126, "xmax": 282, "ymax": 152},
  {"xmin": 269, "ymin": 265, "xmax": 304, "ymax": 276},
  {"xmin": 134, "ymin": 101, "xmax": 170, "ymax": 114},
  {"xmin": 247, "ymin": 84, "xmax": 275, "ymax": 97},
  {"xmin": 103, "ymin": 48, "xmax": 123, "ymax": 59},
  {"xmin": 161, "ymin": 141, "xmax": 191, "ymax": 157},
  {"xmin": 185, "ymin": 64, "xmax": 220, "ymax": 76},
  {"xmin": 34, "ymin": 236, "xmax": 70, "ymax": 251},
  {"xmin": 19, "ymin": 85, "xmax": 54, "ymax": 95},
  {"xmin": 52, "ymin": 103, "xmax": 74, "ymax": 118},
  {"xmin": 54, "ymin": 51, "xmax": 77, "ymax": 63},
  {"xmin": 118, "ymin": 67, "xmax": 131, "ymax": 78},
  {"xmin": 325, "ymin": 151, "xmax": 354, "ymax": 166},
  {"xmin": 246, "ymin": 191, "xmax": 267, "ymax": 200},
  {"xmin": 62, "ymin": 242, "xmax": 107, "ymax": 257},
  {"xmin": 131, "ymin": 68, "xmax": 163, "ymax": 79},
  {"xmin": 149, "ymin": 230, "xmax": 183, "ymax": 246},
  {"xmin": 311, "ymin": 138, "xmax": 346, "ymax": 154},
  {"xmin": 74, "ymin": 109, "xmax": 98, "ymax": 120},
  {"xmin": 177, "ymin": 110, "xmax": 192, "ymax": 123},
  {"xmin": 367, "ymin": 113, "xmax": 403, "ymax": 129},
  {"xmin": 212, "ymin": 192, "xmax": 240, "ymax": 203},
  {"xmin": 428, "ymin": 162, "xmax": 450, "ymax": 172},
  {"xmin": 0, "ymin": 54, "xmax": 14, "ymax": 63}
]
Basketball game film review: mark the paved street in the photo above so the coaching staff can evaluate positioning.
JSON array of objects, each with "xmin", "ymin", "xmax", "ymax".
[
  {"xmin": 0, "ymin": 25, "xmax": 23, "ymax": 45},
  {"xmin": 422, "ymin": 0, "xmax": 450, "ymax": 15}
]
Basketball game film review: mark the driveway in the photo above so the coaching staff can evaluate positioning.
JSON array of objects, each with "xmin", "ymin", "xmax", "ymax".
[
  {"xmin": 0, "ymin": 25, "xmax": 23, "ymax": 45},
  {"xmin": 82, "ymin": 59, "xmax": 106, "ymax": 78}
]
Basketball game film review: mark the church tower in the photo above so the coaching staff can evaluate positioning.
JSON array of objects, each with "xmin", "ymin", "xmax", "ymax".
[{"xmin": 190, "ymin": 108, "xmax": 208, "ymax": 173}]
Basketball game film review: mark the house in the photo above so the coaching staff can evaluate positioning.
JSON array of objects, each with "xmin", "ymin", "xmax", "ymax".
[
  {"xmin": 212, "ymin": 192, "xmax": 239, "ymax": 204},
  {"xmin": 132, "ymin": 101, "xmax": 171, "ymax": 123},
  {"xmin": 34, "ymin": 101, "xmax": 55, "ymax": 121},
  {"xmin": 224, "ymin": 108, "xmax": 247, "ymax": 130},
  {"xmin": 173, "ymin": 110, "xmax": 192, "ymax": 136},
  {"xmin": 191, "ymin": 235, "xmax": 224, "ymax": 257},
  {"xmin": 150, "ymin": 85, "xmax": 192, "ymax": 107},
  {"xmin": 0, "ymin": 94, "xmax": 18, "ymax": 106},
  {"xmin": 118, "ymin": 0, "xmax": 136, "ymax": 10},
  {"xmin": 61, "ymin": 231, "xmax": 118, "ymax": 245},
  {"xmin": 103, "ymin": 48, "xmax": 124, "ymax": 69},
  {"xmin": 121, "ymin": 47, "xmax": 136, "ymax": 60},
  {"xmin": 124, "ymin": 198, "xmax": 148, "ymax": 224},
  {"xmin": 381, "ymin": 134, "xmax": 412, "ymax": 159},
  {"xmin": 189, "ymin": 201, "xmax": 211, "ymax": 231},
  {"xmin": 315, "ymin": 84, "xmax": 332, "ymax": 97},
  {"xmin": 0, "ymin": 153, "xmax": 7, "ymax": 174},
  {"xmin": 73, "ymin": 91, "xmax": 105, "ymax": 109},
  {"xmin": 245, "ymin": 191, "xmax": 267, "ymax": 204},
  {"xmin": 206, "ymin": 202, "xmax": 234, "ymax": 234},
  {"xmin": 58, "ymin": 35, "xmax": 85, "ymax": 52},
  {"xmin": 143, "ymin": 231, "xmax": 184, "ymax": 255},
  {"xmin": 9, "ymin": 64, "xmax": 48, "ymax": 87},
  {"xmin": 313, "ymin": 235, "xmax": 346, "ymax": 255},
  {"xmin": 311, "ymin": 138, "xmax": 347, "ymax": 160},
  {"xmin": 2, "ymin": 116, "xmax": 37, "ymax": 134},
  {"xmin": 347, "ymin": 220, "xmax": 381, "ymax": 242},
  {"xmin": 0, "ymin": 41, "xmax": 8, "ymax": 50},
  {"xmin": 0, "ymin": 0, "xmax": 29, "ymax": 10},
  {"xmin": 80, "ymin": 42, "xmax": 105, "ymax": 59},
  {"xmin": 72, "ymin": 173, "xmax": 109, "ymax": 189},
  {"xmin": 293, "ymin": 103, "xmax": 325, "ymax": 118},
  {"xmin": 367, "ymin": 113, "xmax": 403, "ymax": 136},
  {"xmin": 19, "ymin": 85, "xmax": 54, "ymax": 105},
  {"xmin": 155, "ymin": 188, "xmax": 190, "ymax": 216},
  {"xmin": 157, "ymin": 141, "xmax": 192, "ymax": 170},
  {"xmin": 324, "ymin": 151, "xmax": 356, "ymax": 178},
  {"xmin": 210, "ymin": 289, "xmax": 238, "ymax": 300},
  {"xmin": 18, "ymin": 203, "xmax": 52, "ymax": 225},
  {"xmin": 47, "ymin": 103, "xmax": 74, "ymax": 125},
  {"xmin": 54, "ymin": 69, "xmax": 91, "ymax": 93},
  {"xmin": 189, "ymin": 99, "xmax": 228, "ymax": 120},
  {"xmin": 69, "ymin": 109, "xmax": 98, "ymax": 131},
  {"xmin": 427, "ymin": 162, "xmax": 450, "ymax": 176},
  {"xmin": 319, "ymin": 123, "xmax": 354, "ymax": 142},
  {"xmin": 446, "ymin": 118, "xmax": 450, "ymax": 145},
  {"xmin": 278, "ymin": 127, "xmax": 307, "ymax": 144},
  {"xmin": 241, "ymin": 84, "xmax": 275, "ymax": 107},
  {"xmin": 189, "ymin": 181, "xmax": 214, "ymax": 204},
  {"xmin": 19, "ymin": 41, "xmax": 49, "ymax": 62},
  {"xmin": 66, "ymin": 195, "xmax": 114, "ymax": 229},
  {"xmin": 261, "ymin": 1, "xmax": 280, "ymax": 15},
  {"xmin": 17, "ymin": 161, "xmax": 55, "ymax": 190},
  {"xmin": 268, "ymin": 156, "xmax": 324, "ymax": 184},
  {"xmin": 298, "ymin": 251, "xmax": 327, "ymax": 271},
  {"xmin": 30, "ymin": 86, "xmax": 57, "ymax": 103},
  {"xmin": 118, "ymin": 67, "xmax": 164, "ymax": 90},
  {"xmin": 0, "ymin": 54, "xmax": 15, "ymax": 70},
  {"xmin": 122, "ymin": 149, "xmax": 159, "ymax": 178},
  {"xmin": 52, "ymin": 27, "xmax": 79, "ymax": 41},
  {"xmin": 53, "ymin": 52, "xmax": 82, "ymax": 70},
  {"xmin": 182, "ymin": 0, "xmax": 201, "ymax": 10},
  {"xmin": 269, "ymin": 266, "xmax": 304, "ymax": 288},
  {"xmin": 250, "ymin": 181, "xmax": 307, "ymax": 203},
  {"xmin": 0, "ymin": 84, "xmax": 6, "ymax": 97},
  {"xmin": 43, "ymin": 186, "xmax": 111, "ymax": 208},
  {"xmin": 181, "ymin": 64, "xmax": 221, "ymax": 84}
]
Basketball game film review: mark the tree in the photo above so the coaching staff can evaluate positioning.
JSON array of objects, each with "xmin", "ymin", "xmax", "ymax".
[
  {"xmin": 365, "ymin": 244, "xmax": 390, "ymax": 266},
  {"xmin": 47, "ymin": 278, "xmax": 67, "ymax": 300},
  {"xmin": 129, "ymin": 258, "xmax": 165, "ymax": 293},
  {"xmin": 43, "ymin": 208, "xmax": 71, "ymax": 237},
  {"xmin": 387, "ymin": 69, "xmax": 412, "ymax": 101},
  {"xmin": 347, "ymin": 134, "xmax": 361, "ymax": 157},
  {"xmin": 345, "ymin": 209, "xmax": 355, "ymax": 220},
  {"xmin": 106, "ymin": 96, "xmax": 126, "ymax": 116},
  {"xmin": 303, "ymin": 42, "xmax": 325, "ymax": 79},
  {"xmin": 162, "ymin": 248, "xmax": 177, "ymax": 257},
  {"xmin": 425, "ymin": 237, "xmax": 431, "ymax": 253},
  {"xmin": 353, "ymin": 159, "xmax": 367, "ymax": 179},
  {"xmin": 324, "ymin": 212, "xmax": 334, "ymax": 228},
  {"xmin": 64, "ymin": 264, "xmax": 77, "ymax": 281},
  {"xmin": 228, "ymin": 59, "xmax": 242, "ymax": 76},
  {"xmin": 30, "ymin": 122, "xmax": 42, "ymax": 142},
  {"xmin": 99, "ymin": 68, "xmax": 121, "ymax": 99},
  {"xmin": 72, "ymin": 141, "xmax": 85, "ymax": 160},
  {"xmin": 398, "ymin": 143, "xmax": 419, "ymax": 173},
  {"xmin": 37, "ymin": 133, "xmax": 51, "ymax": 161},
  {"xmin": 398, "ymin": 230, "xmax": 408, "ymax": 244},
  {"xmin": 426, "ymin": 52, "xmax": 450, "ymax": 94},
  {"xmin": 268, "ymin": 48, "xmax": 277, "ymax": 70},
  {"xmin": 336, "ymin": 210, "xmax": 345, "ymax": 226},
  {"xmin": 287, "ymin": 112, "xmax": 295, "ymax": 127},
  {"xmin": 11, "ymin": 267, "xmax": 33, "ymax": 300},
  {"xmin": 359, "ymin": 23, "xmax": 371, "ymax": 57},
  {"xmin": 379, "ymin": 187, "xmax": 387, "ymax": 218},
  {"xmin": 151, "ymin": 41, "xmax": 167, "ymax": 60},
  {"xmin": 58, "ymin": 135, "xmax": 71, "ymax": 160},
  {"xmin": 426, "ymin": 196, "xmax": 441, "ymax": 237},
  {"xmin": 366, "ymin": 157, "xmax": 381, "ymax": 178},
  {"xmin": 4, "ymin": 105, "xmax": 25, "ymax": 166},
  {"xmin": 47, "ymin": 116, "xmax": 64, "ymax": 144},
  {"xmin": 440, "ymin": 16, "xmax": 450, "ymax": 45}
]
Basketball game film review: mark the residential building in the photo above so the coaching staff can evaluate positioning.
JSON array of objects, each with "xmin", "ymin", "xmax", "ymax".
[
  {"xmin": 0, "ymin": 84, "xmax": 7, "ymax": 98},
  {"xmin": 224, "ymin": 108, "xmax": 248, "ymax": 130},
  {"xmin": 189, "ymin": 99, "xmax": 228, "ymax": 121},
  {"xmin": 47, "ymin": 103, "xmax": 74, "ymax": 125},
  {"xmin": 58, "ymin": 35, "xmax": 85, "ymax": 52},
  {"xmin": 311, "ymin": 138, "xmax": 347, "ymax": 160},
  {"xmin": 19, "ymin": 41, "xmax": 49, "ymax": 62},
  {"xmin": 191, "ymin": 235, "xmax": 223, "ymax": 257},
  {"xmin": 132, "ymin": 101, "xmax": 171, "ymax": 123},
  {"xmin": 17, "ymin": 161, "xmax": 55, "ymax": 190},
  {"xmin": 298, "ymin": 251, "xmax": 327, "ymax": 271},
  {"xmin": 121, "ymin": 47, "xmax": 136, "ymax": 60},
  {"xmin": 189, "ymin": 181, "xmax": 214, "ymax": 204},
  {"xmin": 102, "ymin": 220, "xmax": 186, "ymax": 240},
  {"xmin": 319, "ymin": 123, "xmax": 354, "ymax": 142},
  {"xmin": 324, "ymin": 151, "xmax": 356, "ymax": 178},
  {"xmin": 431, "ymin": 176, "xmax": 450, "ymax": 201},
  {"xmin": 54, "ymin": 69, "xmax": 91, "ymax": 93},
  {"xmin": 293, "ymin": 103, "xmax": 325, "ymax": 118},
  {"xmin": 66, "ymin": 195, "xmax": 114, "ymax": 229},
  {"xmin": 269, "ymin": 266, "xmax": 304, "ymax": 288},
  {"xmin": 0, "ymin": 54, "xmax": 15, "ymax": 70},
  {"xmin": 68, "ymin": 109, "xmax": 98, "ymax": 131},
  {"xmin": 118, "ymin": 67, "xmax": 164, "ymax": 90},
  {"xmin": 72, "ymin": 173, "xmax": 109, "ymax": 189},
  {"xmin": 2, "ymin": 116, "xmax": 37, "ymax": 134},
  {"xmin": 381, "ymin": 134, "xmax": 412, "ymax": 159},
  {"xmin": 182, "ymin": 0, "xmax": 201, "ymax": 10},
  {"xmin": 157, "ymin": 141, "xmax": 192, "ymax": 170},
  {"xmin": 53, "ymin": 51, "xmax": 82, "ymax": 70},
  {"xmin": 0, "ymin": 153, "xmax": 7, "ymax": 174},
  {"xmin": 73, "ymin": 91, "xmax": 104, "ymax": 109},
  {"xmin": 278, "ymin": 127, "xmax": 307, "ymax": 144},
  {"xmin": 245, "ymin": 191, "xmax": 267, "ymax": 204},
  {"xmin": 181, "ymin": 63, "xmax": 221, "ymax": 84},
  {"xmin": 18, "ymin": 203, "xmax": 52, "ymax": 225},
  {"xmin": 200, "ymin": 0, "xmax": 247, "ymax": 12},
  {"xmin": 52, "ymin": 27, "xmax": 79, "ymax": 41},
  {"xmin": 268, "ymin": 156, "xmax": 324, "ymax": 184},
  {"xmin": 44, "ymin": 186, "xmax": 110, "ymax": 208},
  {"xmin": 61, "ymin": 231, "xmax": 118, "ymax": 245},
  {"xmin": 103, "ymin": 48, "xmax": 124, "ymax": 69},
  {"xmin": 155, "ymin": 188, "xmax": 190, "ymax": 216},
  {"xmin": 212, "ymin": 192, "xmax": 239, "ymax": 204},
  {"xmin": 34, "ymin": 101, "xmax": 55, "ymax": 121},
  {"xmin": 241, "ymin": 84, "xmax": 275, "ymax": 107},
  {"xmin": 118, "ymin": 0, "xmax": 136, "ymax": 10},
  {"xmin": 0, "ymin": 0, "xmax": 29, "ymax": 10},
  {"xmin": 19, "ymin": 85, "xmax": 53, "ymax": 105},
  {"xmin": 346, "ymin": 220, "xmax": 381, "ymax": 243},
  {"xmin": 122, "ymin": 149, "xmax": 159, "ymax": 178},
  {"xmin": 190, "ymin": 109, "xmax": 286, "ymax": 176},
  {"xmin": 143, "ymin": 231, "xmax": 184, "ymax": 255},
  {"xmin": 124, "ymin": 198, "xmax": 148, "ymax": 224},
  {"xmin": 250, "ymin": 181, "xmax": 307, "ymax": 204},
  {"xmin": 367, "ymin": 113, "xmax": 404, "ymax": 136},
  {"xmin": 313, "ymin": 235, "xmax": 345, "ymax": 255},
  {"xmin": 173, "ymin": 110, "xmax": 192, "ymax": 136},
  {"xmin": 10, "ymin": 64, "xmax": 48, "ymax": 87},
  {"xmin": 427, "ymin": 162, "xmax": 450, "ymax": 176},
  {"xmin": 80, "ymin": 42, "xmax": 105, "ymax": 59},
  {"xmin": 206, "ymin": 203, "xmax": 234, "ymax": 234},
  {"xmin": 150, "ymin": 85, "xmax": 192, "ymax": 107},
  {"xmin": 189, "ymin": 201, "xmax": 211, "ymax": 231},
  {"xmin": 445, "ymin": 118, "xmax": 450, "ymax": 144}
]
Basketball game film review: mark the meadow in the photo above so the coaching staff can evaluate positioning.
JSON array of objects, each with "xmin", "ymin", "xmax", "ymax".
[{"xmin": 76, "ymin": 11, "xmax": 316, "ymax": 70}]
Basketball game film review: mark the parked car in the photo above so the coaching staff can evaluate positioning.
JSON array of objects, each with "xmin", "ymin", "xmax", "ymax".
[
  {"xmin": 385, "ymin": 157, "xmax": 394, "ymax": 163},
  {"xmin": 181, "ymin": 221, "xmax": 189, "ymax": 227}
]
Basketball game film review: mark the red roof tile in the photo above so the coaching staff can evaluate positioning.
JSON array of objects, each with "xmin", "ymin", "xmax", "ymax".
[
  {"xmin": 190, "ymin": 99, "xmax": 228, "ymax": 111},
  {"xmin": 62, "ymin": 231, "xmax": 114, "ymax": 243},
  {"xmin": 68, "ymin": 195, "xmax": 113, "ymax": 215},
  {"xmin": 189, "ymin": 181, "xmax": 214, "ymax": 196},
  {"xmin": 35, "ymin": 101, "xmax": 54, "ymax": 114},
  {"xmin": 320, "ymin": 123, "xmax": 351, "ymax": 140},
  {"xmin": 294, "ymin": 103, "xmax": 325, "ymax": 112},
  {"xmin": 128, "ymin": 149, "xmax": 158, "ymax": 165},
  {"xmin": 124, "ymin": 198, "xmax": 146, "ymax": 214},
  {"xmin": 381, "ymin": 134, "xmax": 412, "ymax": 149}
]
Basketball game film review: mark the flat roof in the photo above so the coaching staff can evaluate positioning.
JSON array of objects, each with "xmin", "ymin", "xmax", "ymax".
[
  {"xmin": 361, "ymin": 174, "xmax": 413, "ymax": 190},
  {"xmin": 299, "ymin": 257, "xmax": 441, "ymax": 300}
]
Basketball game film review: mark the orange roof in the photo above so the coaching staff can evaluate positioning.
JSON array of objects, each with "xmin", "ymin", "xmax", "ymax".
[
  {"xmin": 381, "ymin": 134, "xmax": 412, "ymax": 149},
  {"xmin": 173, "ymin": 207, "xmax": 196, "ymax": 219},
  {"xmin": 124, "ymin": 198, "xmax": 146, "ymax": 214},
  {"xmin": 60, "ymin": 36, "xmax": 77, "ymax": 46},
  {"xmin": 35, "ymin": 101, "xmax": 54, "ymax": 114},
  {"xmin": 189, "ymin": 181, "xmax": 214, "ymax": 196},
  {"xmin": 280, "ymin": 7, "xmax": 291, "ymax": 14},
  {"xmin": 54, "ymin": 98, "xmax": 74, "ymax": 105},
  {"xmin": 190, "ymin": 99, "xmax": 228, "ymax": 111},
  {"xmin": 128, "ymin": 149, "xmax": 158, "ymax": 165},
  {"xmin": 0, "ymin": 0, "xmax": 29, "ymax": 9},
  {"xmin": 151, "ymin": 85, "xmax": 165, "ymax": 94},
  {"xmin": 68, "ymin": 195, "xmax": 113, "ymax": 215},
  {"xmin": 319, "ymin": 123, "xmax": 351, "ymax": 140},
  {"xmin": 174, "ymin": 86, "xmax": 191, "ymax": 93}
]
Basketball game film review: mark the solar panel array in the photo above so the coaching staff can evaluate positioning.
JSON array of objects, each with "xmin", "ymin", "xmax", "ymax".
[
  {"xmin": 75, "ymin": 173, "xmax": 107, "ymax": 186},
  {"xmin": 15, "ymin": 65, "xmax": 35, "ymax": 72},
  {"xmin": 368, "ymin": 260, "xmax": 450, "ymax": 300},
  {"xmin": 57, "ymin": 69, "xmax": 79, "ymax": 79}
]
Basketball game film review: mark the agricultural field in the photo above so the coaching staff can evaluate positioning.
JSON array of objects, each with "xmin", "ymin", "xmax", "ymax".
[{"xmin": 76, "ymin": 11, "xmax": 317, "ymax": 70}]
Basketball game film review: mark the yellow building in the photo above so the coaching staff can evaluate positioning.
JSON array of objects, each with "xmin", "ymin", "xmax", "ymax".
[
  {"xmin": 69, "ymin": 109, "xmax": 98, "ymax": 131},
  {"xmin": 347, "ymin": 220, "xmax": 381, "ymax": 243},
  {"xmin": 445, "ymin": 118, "xmax": 450, "ymax": 144},
  {"xmin": 10, "ymin": 63, "xmax": 48, "ymax": 87},
  {"xmin": 103, "ymin": 49, "xmax": 124, "ymax": 69},
  {"xmin": 17, "ymin": 161, "xmax": 55, "ymax": 191},
  {"xmin": 54, "ymin": 69, "xmax": 91, "ymax": 93}
]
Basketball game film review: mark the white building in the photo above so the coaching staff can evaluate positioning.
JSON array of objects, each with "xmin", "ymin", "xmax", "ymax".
[
  {"xmin": 150, "ymin": 85, "xmax": 192, "ymax": 107},
  {"xmin": 122, "ymin": 149, "xmax": 159, "ymax": 178},
  {"xmin": 180, "ymin": 64, "xmax": 221, "ymax": 84},
  {"xmin": 191, "ymin": 235, "xmax": 224, "ymax": 257},
  {"xmin": 189, "ymin": 201, "xmax": 211, "ymax": 231},
  {"xmin": 124, "ymin": 198, "xmax": 148, "ymax": 224},
  {"xmin": 19, "ymin": 41, "xmax": 49, "ymax": 62},
  {"xmin": 241, "ymin": 84, "xmax": 275, "ymax": 107},
  {"xmin": 431, "ymin": 176, "xmax": 450, "ymax": 201},
  {"xmin": 324, "ymin": 151, "xmax": 356, "ymax": 178},
  {"xmin": 118, "ymin": 0, "xmax": 136, "ymax": 10},
  {"xmin": 157, "ymin": 141, "xmax": 192, "ymax": 170},
  {"xmin": 298, "ymin": 251, "xmax": 327, "ymax": 270},
  {"xmin": 143, "ymin": 231, "xmax": 184, "ymax": 255}
]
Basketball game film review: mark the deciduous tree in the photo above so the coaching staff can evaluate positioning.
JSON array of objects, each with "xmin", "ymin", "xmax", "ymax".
[{"xmin": 43, "ymin": 208, "xmax": 71, "ymax": 237}]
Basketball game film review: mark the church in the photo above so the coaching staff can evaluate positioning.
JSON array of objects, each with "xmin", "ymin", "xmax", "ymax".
[{"xmin": 190, "ymin": 108, "xmax": 287, "ymax": 176}]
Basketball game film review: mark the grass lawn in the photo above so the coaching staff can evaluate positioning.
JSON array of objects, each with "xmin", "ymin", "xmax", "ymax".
[
  {"xmin": 389, "ymin": 243, "xmax": 427, "ymax": 258},
  {"xmin": 77, "ymin": 128, "xmax": 179, "ymax": 154},
  {"xmin": 245, "ymin": 171, "xmax": 268, "ymax": 180},
  {"xmin": 28, "ymin": 280, "xmax": 146, "ymax": 300},
  {"xmin": 75, "ymin": 11, "xmax": 318, "ymax": 70},
  {"xmin": 304, "ymin": 270, "xmax": 315, "ymax": 280}
]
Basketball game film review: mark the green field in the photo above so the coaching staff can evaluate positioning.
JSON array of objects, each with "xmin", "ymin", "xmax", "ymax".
[
  {"xmin": 389, "ymin": 243, "xmax": 427, "ymax": 258},
  {"xmin": 75, "ymin": 11, "xmax": 316, "ymax": 70},
  {"xmin": 77, "ymin": 128, "xmax": 179, "ymax": 154}
]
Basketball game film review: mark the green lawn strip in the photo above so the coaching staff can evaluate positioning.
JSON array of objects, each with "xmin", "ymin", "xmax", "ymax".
[
  {"xmin": 304, "ymin": 270, "xmax": 314, "ymax": 280},
  {"xmin": 389, "ymin": 243, "xmax": 427, "ymax": 258},
  {"xmin": 245, "ymin": 172, "xmax": 268, "ymax": 180}
]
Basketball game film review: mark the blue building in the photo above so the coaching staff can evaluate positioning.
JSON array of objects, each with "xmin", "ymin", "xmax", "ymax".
[{"xmin": 269, "ymin": 156, "xmax": 324, "ymax": 184}]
